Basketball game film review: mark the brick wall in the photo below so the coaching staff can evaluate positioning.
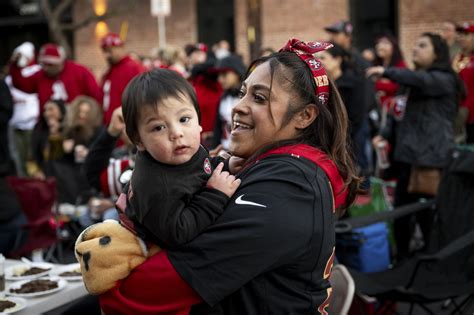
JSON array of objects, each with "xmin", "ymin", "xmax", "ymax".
[
  {"xmin": 399, "ymin": 0, "xmax": 474, "ymax": 67},
  {"xmin": 74, "ymin": 0, "xmax": 197, "ymax": 79},
  {"xmin": 234, "ymin": 0, "xmax": 348, "ymax": 64},
  {"xmin": 261, "ymin": 0, "xmax": 348, "ymax": 51},
  {"xmin": 234, "ymin": 1, "xmax": 249, "ymax": 63},
  {"xmin": 74, "ymin": 0, "xmax": 474, "ymax": 76}
]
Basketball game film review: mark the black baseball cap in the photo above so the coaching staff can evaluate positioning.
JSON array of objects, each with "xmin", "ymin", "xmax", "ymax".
[
  {"xmin": 210, "ymin": 54, "xmax": 246, "ymax": 78},
  {"xmin": 324, "ymin": 20, "xmax": 353, "ymax": 35}
]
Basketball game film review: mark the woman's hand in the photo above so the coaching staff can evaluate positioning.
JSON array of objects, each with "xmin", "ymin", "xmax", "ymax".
[
  {"xmin": 107, "ymin": 107, "xmax": 125, "ymax": 137},
  {"xmin": 63, "ymin": 139, "xmax": 74, "ymax": 153},
  {"xmin": 207, "ymin": 162, "xmax": 241, "ymax": 197},
  {"xmin": 372, "ymin": 135, "xmax": 387, "ymax": 148},
  {"xmin": 208, "ymin": 144, "xmax": 223, "ymax": 158},
  {"xmin": 229, "ymin": 156, "xmax": 246, "ymax": 174},
  {"xmin": 366, "ymin": 66, "xmax": 385, "ymax": 79}
]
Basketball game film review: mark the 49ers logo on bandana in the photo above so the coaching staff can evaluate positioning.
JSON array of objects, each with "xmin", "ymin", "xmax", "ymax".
[
  {"xmin": 279, "ymin": 39, "xmax": 333, "ymax": 106},
  {"xmin": 308, "ymin": 59, "xmax": 322, "ymax": 70},
  {"xmin": 308, "ymin": 41, "xmax": 323, "ymax": 48},
  {"xmin": 203, "ymin": 158, "xmax": 212, "ymax": 174},
  {"xmin": 318, "ymin": 92, "xmax": 330, "ymax": 105}
]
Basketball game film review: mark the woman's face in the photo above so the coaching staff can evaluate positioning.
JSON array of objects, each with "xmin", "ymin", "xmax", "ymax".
[
  {"xmin": 318, "ymin": 51, "xmax": 342, "ymax": 77},
  {"xmin": 77, "ymin": 102, "xmax": 91, "ymax": 126},
  {"xmin": 375, "ymin": 37, "xmax": 393, "ymax": 60},
  {"xmin": 43, "ymin": 101, "xmax": 62, "ymax": 122},
  {"xmin": 458, "ymin": 32, "xmax": 474, "ymax": 52},
  {"xmin": 412, "ymin": 36, "xmax": 436, "ymax": 69},
  {"xmin": 229, "ymin": 61, "xmax": 300, "ymax": 158}
]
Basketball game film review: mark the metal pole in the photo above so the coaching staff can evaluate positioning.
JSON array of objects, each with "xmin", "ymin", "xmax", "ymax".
[{"xmin": 158, "ymin": 15, "xmax": 166, "ymax": 49}]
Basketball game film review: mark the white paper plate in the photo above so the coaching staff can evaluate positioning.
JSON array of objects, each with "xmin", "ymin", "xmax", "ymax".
[
  {"xmin": 49, "ymin": 263, "xmax": 82, "ymax": 281},
  {"xmin": 5, "ymin": 262, "xmax": 54, "ymax": 281},
  {"xmin": 0, "ymin": 297, "xmax": 27, "ymax": 314},
  {"xmin": 7, "ymin": 277, "xmax": 67, "ymax": 298}
]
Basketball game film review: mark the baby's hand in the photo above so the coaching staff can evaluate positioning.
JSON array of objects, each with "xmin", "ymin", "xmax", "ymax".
[{"xmin": 207, "ymin": 162, "xmax": 241, "ymax": 197}]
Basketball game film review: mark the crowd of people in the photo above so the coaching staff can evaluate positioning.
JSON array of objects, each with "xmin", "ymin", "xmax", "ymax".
[{"xmin": 0, "ymin": 17, "xmax": 473, "ymax": 314}]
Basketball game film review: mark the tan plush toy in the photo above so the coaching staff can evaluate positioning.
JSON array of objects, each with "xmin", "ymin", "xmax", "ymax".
[{"xmin": 75, "ymin": 220, "xmax": 160, "ymax": 295}]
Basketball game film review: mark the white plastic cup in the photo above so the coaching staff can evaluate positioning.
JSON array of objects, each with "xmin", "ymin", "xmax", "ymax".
[{"xmin": 376, "ymin": 141, "xmax": 390, "ymax": 170}]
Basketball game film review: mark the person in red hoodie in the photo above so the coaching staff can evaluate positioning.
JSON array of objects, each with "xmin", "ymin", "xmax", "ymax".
[
  {"xmin": 9, "ymin": 43, "xmax": 102, "ymax": 114},
  {"xmin": 453, "ymin": 22, "xmax": 474, "ymax": 143},
  {"xmin": 100, "ymin": 33, "xmax": 144, "ymax": 125},
  {"xmin": 76, "ymin": 39, "xmax": 361, "ymax": 315},
  {"xmin": 185, "ymin": 43, "xmax": 223, "ymax": 148}
]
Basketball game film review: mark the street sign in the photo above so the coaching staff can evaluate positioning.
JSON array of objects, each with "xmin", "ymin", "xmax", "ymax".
[{"xmin": 151, "ymin": 0, "xmax": 171, "ymax": 17}]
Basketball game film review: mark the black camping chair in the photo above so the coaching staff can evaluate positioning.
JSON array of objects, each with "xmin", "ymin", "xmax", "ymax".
[{"xmin": 335, "ymin": 147, "xmax": 474, "ymax": 315}]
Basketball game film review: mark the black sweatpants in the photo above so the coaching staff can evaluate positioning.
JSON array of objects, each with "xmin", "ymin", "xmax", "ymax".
[{"xmin": 393, "ymin": 162, "xmax": 436, "ymax": 259}]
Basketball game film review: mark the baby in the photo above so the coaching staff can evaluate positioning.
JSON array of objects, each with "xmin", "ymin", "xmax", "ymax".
[{"xmin": 117, "ymin": 69, "xmax": 240, "ymax": 247}]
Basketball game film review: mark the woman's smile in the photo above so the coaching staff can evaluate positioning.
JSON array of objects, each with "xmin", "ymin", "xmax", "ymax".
[{"xmin": 231, "ymin": 120, "xmax": 253, "ymax": 135}]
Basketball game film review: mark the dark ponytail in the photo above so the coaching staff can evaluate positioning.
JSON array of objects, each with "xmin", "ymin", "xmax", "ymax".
[{"xmin": 422, "ymin": 32, "xmax": 466, "ymax": 105}]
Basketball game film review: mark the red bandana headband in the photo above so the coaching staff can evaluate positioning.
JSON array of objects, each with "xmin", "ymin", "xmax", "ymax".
[{"xmin": 279, "ymin": 39, "xmax": 333, "ymax": 106}]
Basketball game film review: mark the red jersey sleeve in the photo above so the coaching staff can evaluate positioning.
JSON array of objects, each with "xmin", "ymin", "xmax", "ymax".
[
  {"xmin": 9, "ymin": 64, "xmax": 40, "ymax": 94},
  {"xmin": 99, "ymin": 250, "xmax": 202, "ymax": 314},
  {"xmin": 375, "ymin": 78, "xmax": 400, "ymax": 98}
]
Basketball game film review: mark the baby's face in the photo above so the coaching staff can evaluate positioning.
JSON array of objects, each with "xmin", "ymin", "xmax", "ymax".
[{"xmin": 136, "ymin": 96, "xmax": 202, "ymax": 165}]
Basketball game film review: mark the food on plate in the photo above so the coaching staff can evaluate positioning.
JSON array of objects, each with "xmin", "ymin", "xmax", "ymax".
[
  {"xmin": 59, "ymin": 269, "xmax": 81, "ymax": 277},
  {"xmin": 10, "ymin": 279, "xmax": 58, "ymax": 294},
  {"xmin": 0, "ymin": 299, "xmax": 16, "ymax": 312},
  {"xmin": 13, "ymin": 266, "xmax": 51, "ymax": 277}
]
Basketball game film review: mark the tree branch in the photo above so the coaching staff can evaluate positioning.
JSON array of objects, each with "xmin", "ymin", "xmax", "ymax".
[
  {"xmin": 62, "ymin": 13, "xmax": 103, "ymax": 31},
  {"xmin": 40, "ymin": 0, "xmax": 53, "ymax": 19},
  {"xmin": 61, "ymin": 11, "xmax": 116, "ymax": 31},
  {"xmin": 52, "ymin": 0, "xmax": 75, "ymax": 20}
]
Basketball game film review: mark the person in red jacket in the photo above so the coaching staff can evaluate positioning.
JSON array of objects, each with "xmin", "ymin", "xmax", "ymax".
[
  {"xmin": 9, "ymin": 43, "xmax": 102, "ymax": 114},
  {"xmin": 100, "ymin": 33, "xmax": 144, "ymax": 125},
  {"xmin": 454, "ymin": 22, "xmax": 474, "ymax": 143}
]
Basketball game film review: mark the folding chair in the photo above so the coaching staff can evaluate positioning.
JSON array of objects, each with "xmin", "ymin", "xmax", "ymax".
[
  {"xmin": 329, "ymin": 264, "xmax": 355, "ymax": 315},
  {"xmin": 6, "ymin": 176, "xmax": 63, "ymax": 262}
]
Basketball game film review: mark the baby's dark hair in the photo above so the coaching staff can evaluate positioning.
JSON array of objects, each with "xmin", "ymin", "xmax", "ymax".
[{"xmin": 122, "ymin": 69, "xmax": 200, "ymax": 144}]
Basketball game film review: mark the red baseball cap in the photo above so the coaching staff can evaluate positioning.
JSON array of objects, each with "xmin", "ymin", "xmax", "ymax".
[
  {"xmin": 101, "ymin": 33, "xmax": 124, "ymax": 49},
  {"xmin": 38, "ymin": 43, "xmax": 66, "ymax": 65},
  {"xmin": 184, "ymin": 43, "xmax": 208, "ymax": 56},
  {"xmin": 196, "ymin": 43, "xmax": 208, "ymax": 53},
  {"xmin": 456, "ymin": 22, "xmax": 474, "ymax": 34}
]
